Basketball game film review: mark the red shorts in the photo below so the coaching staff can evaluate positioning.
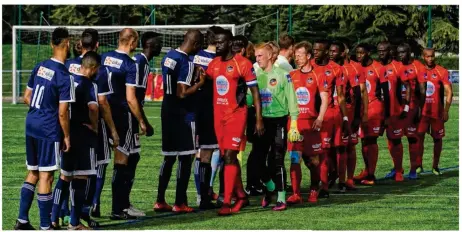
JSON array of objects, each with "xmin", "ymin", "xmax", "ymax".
[
  {"xmin": 418, "ymin": 116, "xmax": 445, "ymax": 139},
  {"xmin": 403, "ymin": 108, "xmax": 419, "ymax": 138},
  {"xmin": 287, "ymin": 118, "xmax": 322, "ymax": 156},
  {"xmin": 346, "ymin": 107, "xmax": 359, "ymax": 145},
  {"xmin": 359, "ymin": 119, "xmax": 384, "ymax": 138},
  {"xmin": 214, "ymin": 108, "xmax": 247, "ymax": 152},
  {"xmin": 321, "ymin": 108, "xmax": 347, "ymax": 149},
  {"xmin": 386, "ymin": 116, "xmax": 405, "ymax": 139}
]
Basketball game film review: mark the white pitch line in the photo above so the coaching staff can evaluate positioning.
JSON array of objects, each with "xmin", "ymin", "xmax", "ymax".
[{"xmin": 1, "ymin": 186, "xmax": 458, "ymax": 198}]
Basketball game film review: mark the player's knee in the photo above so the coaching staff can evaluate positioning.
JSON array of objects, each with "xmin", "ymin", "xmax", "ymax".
[
  {"xmin": 26, "ymin": 170, "xmax": 39, "ymax": 184},
  {"xmin": 223, "ymin": 150, "xmax": 238, "ymax": 165},
  {"xmin": 60, "ymin": 174, "xmax": 73, "ymax": 182},
  {"xmin": 200, "ymin": 149, "xmax": 213, "ymax": 163},
  {"xmin": 39, "ymin": 171, "xmax": 54, "ymax": 185},
  {"xmin": 114, "ymin": 150, "xmax": 129, "ymax": 164},
  {"xmin": 408, "ymin": 137, "xmax": 418, "ymax": 144},
  {"xmin": 290, "ymin": 151, "xmax": 301, "ymax": 164},
  {"xmin": 73, "ymin": 175, "xmax": 88, "ymax": 180},
  {"xmin": 163, "ymin": 156, "xmax": 176, "ymax": 166}
]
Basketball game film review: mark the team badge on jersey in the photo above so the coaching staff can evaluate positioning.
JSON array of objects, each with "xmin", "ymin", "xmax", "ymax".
[
  {"xmin": 37, "ymin": 66, "xmax": 55, "ymax": 81},
  {"xmin": 325, "ymin": 70, "xmax": 331, "ymax": 76},
  {"xmin": 227, "ymin": 65, "xmax": 234, "ymax": 73},
  {"xmin": 163, "ymin": 57, "xmax": 177, "ymax": 70},
  {"xmin": 307, "ymin": 77, "xmax": 313, "ymax": 84},
  {"xmin": 355, "ymin": 75, "xmax": 359, "ymax": 84},
  {"xmin": 104, "ymin": 56, "xmax": 123, "ymax": 69},
  {"xmin": 387, "ymin": 69, "xmax": 393, "ymax": 75},
  {"xmin": 286, "ymin": 74, "xmax": 292, "ymax": 83},
  {"xmin": 432, "ymin": 73, "xmax": 437, "ymax": 79},
  {"xmin": 269, "ymin": 78, "xmax": 278, "ymax": 86},
  {"xmin": 368, "ymin": 70, "xmax": 374, "ymax": 76}
]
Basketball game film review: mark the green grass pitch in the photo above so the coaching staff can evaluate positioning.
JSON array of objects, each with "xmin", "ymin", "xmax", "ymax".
[{"xmin": 2, "ymin": 103, "xmax": 459, "ymax": 230}]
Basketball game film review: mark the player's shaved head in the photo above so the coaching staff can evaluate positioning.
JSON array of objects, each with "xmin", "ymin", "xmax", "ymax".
[
  {"xmin": 119, "ymin": 28, "xmax": 139, "ymax": 45},
  {"xmin": 397, "ymin": 43, "xmax": 412, "ymax": 63},
  {"xmin": 377, "ymin": 41, "xmax": 392, "ymax": 63},
  {"xmin": 81, "ymin": 31, "xmax": 99, "ymax": 51},
  {"xmin": 422, "ymin": 48, "xmax": 436, "ymax": 67},
  {"xmin": 423, "ymin": 47, "xmax": 435, "ymax": 55},
  {"xmin": 330, "ymin": 41, "xmax": 345, "ymax": 53},
  {"xmin": 378, "ymin": 41, "xmax": 391, "ymax": 49},
  {"xmin": 398, "ymin": 43, "xmax": 411, "ymax": 52},
  {"xmin": 182, "ymin": 29, "xmax": 203, "ymax": 54},
  {"xmin": 52, "ymin": 27, "xmax": 70, "ymax": 46},
  {"xmin": 356, "ymin": 43, "xmax": 371, "ymax": 52}
]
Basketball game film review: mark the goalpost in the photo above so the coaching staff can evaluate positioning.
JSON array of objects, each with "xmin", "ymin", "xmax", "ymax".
[{"xmin": 10, "ymin": 24, "xmax": 238, "ymax": 104}]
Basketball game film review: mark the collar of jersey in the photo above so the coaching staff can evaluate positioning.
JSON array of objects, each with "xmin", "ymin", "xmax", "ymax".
[
  {"xmin": 175, "ymin": 48, "xmax": 188, "ymax": 55},
  {"xmin": 277, "ymin": 55, "xmax": 289, "ymax": 63},
  {"xmin": 51, "ymin": 58, "xmax": 64, "ymax": 65},
  {"xmin": 204, "ymin": 49, "xmax": 216, "ymax": 54},
  {"xmin": 141, "ymin": 53, "xmax": 148, "ymax": 62},
  {"xmin": 115, "ymin": 49, "xmax": 128, "ymax": 55}
]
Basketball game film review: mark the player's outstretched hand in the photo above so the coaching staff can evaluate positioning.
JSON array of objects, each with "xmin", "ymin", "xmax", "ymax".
[
  {"xmin": 288, "ymin": 120, "xmax": 302, "ymax": 142},
  {"xmin": 255, "ymin": 119, "xmax": 265, "ymax": 137},
  {"xmin": 139, "ymin": 121, "xmax": 147, "ymax": 136},
  {"xmin": 62, "ymin": 136, "xmax": 71, "ymax": 153},
  {"xmin": 442, "ymin": 111, "xmax": 449, "ymax": 122},
  {"xmin": 146, "ymin": 122, "xmax": 154, "ymax": 137},
  {"xmin": 312, "ymin": 118, "xmax": 323, "ymax": 132},
  {"xmin": 111, "ymin": 130, "xmax": 120, "ymax": 148}
]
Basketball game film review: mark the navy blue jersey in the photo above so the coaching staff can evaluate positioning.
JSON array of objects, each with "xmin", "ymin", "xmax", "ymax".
[
  {"xmin": 25, "ymin": 58, "xmax": 76, "ymax": 141},
  {"xmin": 133, "ymin": 53, "xmax": 150, "ymax": 106},
  {"xmin": 70, "ymin": 76, "xmax": 98, "ymax": 128},
  {"xmin": 161, "ymin": 49, "xmax": 194, "ymax": 113},
  {"xmin": 101, "ymin": 50, "xmax": 137, "ymax": 111},
  {"xmin": 66, "ymin": 56, "xmax": 112, "ymax": 97},
  {"xmin": 190, "ymin": 49, "xmax": 216, "ymax": 105}
]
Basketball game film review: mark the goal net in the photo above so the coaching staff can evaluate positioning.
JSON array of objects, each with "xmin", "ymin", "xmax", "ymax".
[{"xmin": 8, "ymin": 24, "xmax": 239, "ymax": 104}]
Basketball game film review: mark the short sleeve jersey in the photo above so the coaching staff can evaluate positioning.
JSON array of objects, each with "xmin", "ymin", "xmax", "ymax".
[
  {"xmin": 342, "ymin": 61, "xmax": 366, "ymax": 109},
  {"xmin": 101, "ymin": 50, "xmax": 137, "ymax": 111},
  {"xmin": 26, "ymin": 58, "xmax": 75, "ymax": 141},
  {"xmin": 161, "ymin": 49, "xmax": 194, "ymax": 113},
  {"xmin": 290, "ymin": 68, "xmax": 328, "ymax": 119},
  {"xmin": 206, "ymin": 55, "xmax": 257, "ymax": 114},
  {"xmin": 417, "ymin": 65, "xmax": 451, "ymax": 119},
  {"xmin": 362, "ymin": 60, "xmax": 383, "ymax": 103},
  {"xmin": 190, "ymin": 49, "xmax": 216, "ymax": 104},
  {"xmin": 380, "ymin": 60, "xmax": 404, "ymax": 116},
  {"xmin": 314, "ymin": 60, "xmax": 344, "ymax": 108},
  {"xmin": 399, "ymin": 60, "xmax": 425, "ymax": 109},
  {"xmin": 133, "ymin": 53, "xmax": 150, "ymax": 106},
  {"xmin": 70, "ymin": 75, "xmax": 98, "ymax": 128}
]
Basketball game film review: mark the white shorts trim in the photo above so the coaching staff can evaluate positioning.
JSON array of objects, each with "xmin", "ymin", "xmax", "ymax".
[
  {"xmin": 97, "ymin": 159, "xmax": 111, "ymax": 165},
  {"xmin": 60, "ymin": 169, "xmax": 74, "ymax": 177},
  {"xmin": 162, "ymin": 150, "xmax": 197, "ymax": 156},
  {"xmin": 177, "ymin": 81, "xmax": 191, "ymax": 86},
  {"xmin": 116, "ymin": 146, "xmax": 130, "ymax": 156},
  {"xmin": 130, "ymin": 148, "xmax": 141, "ymax": 154},
  {"xmin": 26, "ymin": 164, "xmax": 38, "ymax": 171},
  {"xmin": 200, "ymin": 144, "xmax": 219, "ymax": 149},
  {"xmin": 38, "ymin": 165, "xmax": 59, "ymax": 172},
  {"xmin": 73, "ymin": 170, "xmax": 97, "ymax": 176}
]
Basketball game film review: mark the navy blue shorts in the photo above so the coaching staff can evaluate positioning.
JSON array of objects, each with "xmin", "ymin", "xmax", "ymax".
[
  {"xmin": 112, "ymin": 110, "xmax": 135, "ymax": 156},
  {"xmin": 161, "ymin": 110, "xmax": 197, "ymax": 156},
  {"xmin": 61, "ymin": 127, "xmax": 97, "ymax": 176},
  {"xmin": 26, "ymin": 135, "xmax": 61, "ymax": 172},
  {"xmin": 97, "ymin": 119, "xmax": 111, "ymax": 165},
  {"xmin": 196, "ymin": 103, "xmax": 218, "ymax": 149}
]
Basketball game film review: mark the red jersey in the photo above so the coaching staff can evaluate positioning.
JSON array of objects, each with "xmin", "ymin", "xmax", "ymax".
[
  {"xmin": 362, "ymin": 60, "xmax": 383, "ymax": 103},
  {"xmin": 314, "ymin": 60, "xmax": 343, "ymax": 108},
  {"xmin": 207, "ymin": 55, "xmax": 257, "ymax": 114},
  {"xmin": 399, "ymin": 60, "xmax": 425, "ymax": 109},
  {"xmin": 380, "ymin": 60, "xmax": 403, "ymax": 116},
  {"xmin": 290, "ymin": 68, "xmax": 329, "ymax": 120},
  {"xmin": 342, "ymin": 61, "xmax": 366, "ymax": 109},
  {"xmin": 417, "ymin": 65, "xmax": 450, "ymax": 119}
]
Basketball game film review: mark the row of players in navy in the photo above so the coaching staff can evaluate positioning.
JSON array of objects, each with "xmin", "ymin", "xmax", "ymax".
[{"xmin": 15, "ymin": 27, "xmax": 162, "ymax": 230}]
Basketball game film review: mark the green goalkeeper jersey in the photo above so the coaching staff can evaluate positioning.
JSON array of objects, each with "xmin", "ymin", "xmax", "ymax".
[{"xmin": 255, "ymin": 65, "xmax": 299, "ymax": 119}]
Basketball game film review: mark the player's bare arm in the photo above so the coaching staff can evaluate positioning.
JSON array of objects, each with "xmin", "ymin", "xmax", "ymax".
[
  {"xmin": 314, "ymin": 91, "xmax": 328, "ymax": 131},
  {"xmin": 443, "ymin": 83, "xmax": 453, "ymax": 122},
  {"xmin": 352, "ymin": 85, "xmax": 362, "ymax": 131},
  {"xmin": 127, "ymin": 86, "xmax": 146, "ymax": 135},
  {"xmin": 249, "ymin": 85, "xmax": 264, "ymax": 136},
  {"xmin": 85, "ymin": 103, "xmax": 99, "ymax": 134},
  {"xmin": 176, "ymin": 67, "xmax": 206, "ymax": 98},
  {"xmin": 98, "ymin": 95, "xmax": 119, "ymax": 147},
  {"xmin": 337, "ymin": 86, "xmax": 351, "ymax": 136},
  {"xmin": 360, "ymin": 83, "xmax": 368, "ymax": 123},
  {"xmin": 59, "ymin": 102, "xmax": 71, "ymax": 152},
  {"xmin": 382, "ymin": 80, "xmax": 391, "ymax": 126},
  {"xmin": 23, "ymin": 88, "xmax": 32, "ymax": 106}
]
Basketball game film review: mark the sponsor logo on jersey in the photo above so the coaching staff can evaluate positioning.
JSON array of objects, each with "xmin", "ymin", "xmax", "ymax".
[
  {"xmin": 296, "ymin": 87, "xmax": 310, "ymax": 105},
  {"xmin": 232, "ymin": 137, "xmax": 241, "ymax": 143},
  {"xmin": 68, "ymin": 63, "xmax": 81, "ymax": 76},
  {"xmin": 260, "ymin": 88, "xmax": 273, "ymax": 107},
  {"xmin": 426, "ymin": 81, "xmax": 435, "ymax": 96},
  {"xmin": 216, "ymin": 75, "xmax": 230, "ymax": 96},
  {"xmin": 104, "ymin": 56, "xmax": 123, "ymax": 69},
  {"xmin": 37, "ymin": 66, "xmax": 55, "ymax": 81},
  {"xmin": 227, "ymin": 65, "xmax": 234, "ymax": 73},
  {"xmin": 193, "ymin": 55, "xmax": 213, "ymax": 67},
  {"xmin": 163, "ymin": 57, "xmax": 177, "ymax": 70},
  {"xmin": 269, "ymin": 78, "xmax": 278, "ymax": 86}
]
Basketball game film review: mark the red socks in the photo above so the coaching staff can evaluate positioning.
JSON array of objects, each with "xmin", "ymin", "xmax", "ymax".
[
  {"xmin": 337, "ymin": 149, "xmax": 347, "ymax": 184},
  {"xmin": 408, "ymin": 138, "xmax": 420, "ymax": 172},
  {"xmin": 310, "ymin": 164, "xmax": 320, "ymax": 189},
  {"xmin": 387, "ymin": 139, "xmax": 404, "ymax": 172},
  {"xmin": 367, "ymin": 143, "xmax": 379, "ymax": 176},
  {"xmin": 320, "ymin": 152, "xmax": 329, "ymax": 190},
  {"xmin": 416, "ymin": 134, "xmax": 425, "ymax": 167},
  {"xmin": 347, "ymin": 145, "xmax": 356, "ymax": 180},
  {"xmin": 290, "ymin": 163, "xmax": 301, "ymax": 195},
  {"xmin": 223, "ymin": 163, "xmax": 238, "ymax": 205},
  {"xmin": 433, "ymin": 139, "xmax": 442, "ymax": 169},
  {"xmin": 234, "ymin": 165, "xmax": 246, "ymax": 199}
]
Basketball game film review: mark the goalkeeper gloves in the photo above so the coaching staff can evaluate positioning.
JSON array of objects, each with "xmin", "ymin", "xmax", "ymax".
[{"xmin": 288, "ymin": 119, "xmax": 302, "ymax": 142}]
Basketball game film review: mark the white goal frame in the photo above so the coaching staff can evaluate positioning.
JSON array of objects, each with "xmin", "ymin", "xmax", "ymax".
[{"xmin": 11, "ymin": 24, "xmax": 236, "ymax": 104}]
